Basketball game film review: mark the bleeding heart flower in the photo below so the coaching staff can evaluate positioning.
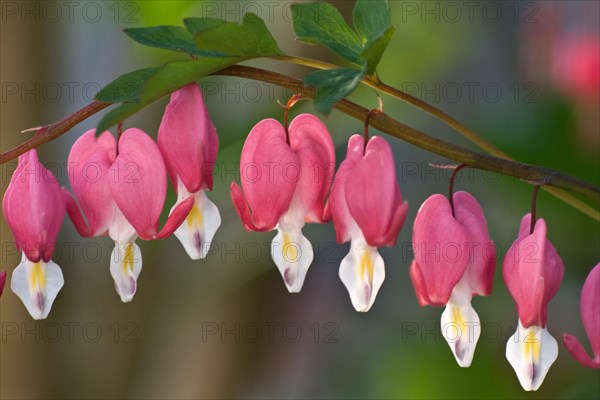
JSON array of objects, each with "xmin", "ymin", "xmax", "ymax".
[
  {"xmin": 326, "ymin": 135, "xmax": 408, "ymax": 312},
  {"xmin": 3, "ymin": 149, "xmax": 65, "ymax": 319},
  {"xmin": 158, "ymin": 83, "xmax": 221, "ymax": 260},
  {"xmin": 0, "ymin": 271, "xmax": 6, "ymax": 296},
  {"xmin": 503, "ymin": 214, "xmax": 564, "ymax": 391},
  {"xmin": 563, "ymin": 263, "xmax": 600, "ymax": 369},
  {"xmin": 64, "ymin": 129, "xmax": 193, "ymax": 302},
  {"xmin": 552, "ymin": 32, "xmax": 600, "ymax": 101},
  {"xmin": 410, "ymin": 191, "xmax": 496, "ymax": 367},
  {"xmin": 231, "ymin": 114, "xmax": 335, "ymax": 292}
]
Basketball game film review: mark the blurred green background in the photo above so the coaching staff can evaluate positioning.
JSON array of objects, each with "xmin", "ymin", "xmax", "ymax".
[{"xmin": 1, "ymin": 1, "xmax": 599, "ymax": 399}]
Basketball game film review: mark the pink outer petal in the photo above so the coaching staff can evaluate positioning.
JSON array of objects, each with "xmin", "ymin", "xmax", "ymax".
[
  {"xmin": 411, "ymin": 194, "xmax": 470, "ymax": 306},
  {"xmin": 382, "ymin": 185, "xmax": 409, "ymax": 247},
  {"xmin": 502, "ymin": 214, "xmax": 564, "ymax": 328},
  {"xmin": 287, "ymin": 114, "xmax": 335, "ymax": 223},
  {"xmin": 409, "ymin": 260, "xmax": 432, "ymax": 306},
  {"xmin": 563, "ymin": 334, "xmax": 600, "ymax": 368},
  {"xmin": 158, "ymin": 83, "xmax": 218, "ymax": 193},
  {"xmin": 231, "ymin": 182, "xmax": 262, "ymax": 232},
  {"xmin": 63, "ymin": 188, "xmax": 92, "ymax": 237},
  {"xmin": 154, "ymin": 196, "xmax": 195, "ymax": 239},
  {"xmin": 452, "ymin": 191, "xmax": 496, "ymax": 297},
  {"xmin": 346, "ymin": 136, "xmax": 407, "ymax": 247},
  {"xmin": 561, "ymin": 264, "xmax": 600, "ymax": 369},
  {"xmin": 2, "ymin": 150, "xmax": 65, "ymax": 262},
  {"xmin": 110, "ymin": 128, "xmax": 184, "ymax": 240},
  {"xmin": 234, "ymin": 118, "xmax": 298, "ymax": 231},
  {"xmin": 66, "ymin": 129, "xmax": 117, "ymax": 237},
  {"xmin": 581, "ymin": 264, "xmax": 600, "ymax": 359},
  {"xmin": 0, "ymin": 271, "xmax": 6, "ymax": 296},
  {"xmin": 327, "ymin": 134, "xmax": 364, "ymax": 243}
]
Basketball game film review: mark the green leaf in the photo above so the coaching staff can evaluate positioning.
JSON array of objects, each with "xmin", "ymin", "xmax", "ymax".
[
  {"xmin": 353, "ymin": 0, "xmax": 394, "ymax": 73},
  {"xmin": 141, "ymin": 57, "xmax": 243, "ymax": 99},
  {"xmin": 95, "ymin": 67, "xmax": 160, "ymax": 103},
  {"xmin": 96, "ymin": 102, "xmax": 145, "ymax": 134},
  {"xmin": 353, "ymin": 0, "xmax": 392, "ymax": 45},
  {"xmin": 361, "ymin": 26, "xmax": 395, "ymax": 74},
  {"xmin": 183, "ymin": 17, "xmax": 225, "ymax": 35},
  {"xmin": 291, "ymin": 2, "xmax": 363, "ymax": 65},
  {"xmin": 304, "ymin": 68, "xmax": 366, "ymax": 114},
  {"xmin": 192, "ymin": 13, "xmax": 283, "ymax": 57},
  {"xmin": 123, "ymin": 25, "xmax": 223, "ymax": 57},
  {"xmin": 96, "ymin": 57, "xmax": 243, "ymax": 133}
]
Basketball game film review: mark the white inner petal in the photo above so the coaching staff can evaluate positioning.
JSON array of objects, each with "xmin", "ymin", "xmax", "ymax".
[
  {"xmin": 440, "ymin": 273, "xmax": 481, "ymax": 367},
  {"xmin": 339, "ymin": 231, "xmax": 385, "ymax": 312},
  {"xmin": 506, "ymin": 320, "xmax": 558, "ymax": 391},
  {"xmin": 441, "ymin": 305, "xmax": 481, "ymax": 367},
  {"xmin": 171, "ymin": 182, "xmax": 221, "ymax": 260},
  {"xmin": 108, "ymin": 207, "xmax": 137, "ymax": 243},
  {"xmin": 271, "ymin": 226, "xmax": 314, "ymax": 293},
  {"xmin": 110, "ymin": 241, "xmax": 143, "ymax": 303},
  {"xmin": 11, "ymin": 252, "xmax": 64, "ymax": 320}
]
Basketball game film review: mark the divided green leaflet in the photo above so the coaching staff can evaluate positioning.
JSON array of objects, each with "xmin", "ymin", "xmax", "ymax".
[{"xmin": 124, "ymin": 25, "xmax": 224, "ymax": 57}]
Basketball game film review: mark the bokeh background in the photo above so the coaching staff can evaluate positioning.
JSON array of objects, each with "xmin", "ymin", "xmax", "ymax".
[{"xmin": 1, "ymin": 1, "xmax": 599, "ymax": 399}]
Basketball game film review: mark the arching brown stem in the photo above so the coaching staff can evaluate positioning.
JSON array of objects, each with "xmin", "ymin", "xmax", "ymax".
[{"xmin": 1, "ymin": 65, "xmax": 598, "ymax": 221}]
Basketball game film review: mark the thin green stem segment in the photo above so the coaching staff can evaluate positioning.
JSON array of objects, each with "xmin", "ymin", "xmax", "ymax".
[
  {"xmin": 1, "ymin": 65, "xmax": 598, "ymax": 222},
  {"xmin": 271, "ymin": 55, "xmax": 339, "ymax": 71},
  {"xmin": 449, "ymin": 164, "xmax": 467, "ymax": 217},
  {"xmin": 283, "ymin": 93, "xmax": 303, "ymax": 144},
  {"xmin": 531, "ymin": 184, "xmax": 543, "ymax": 234},
  {"xmin": 363, "ymin": 108, "xmax": 383, "ymax": 154}
]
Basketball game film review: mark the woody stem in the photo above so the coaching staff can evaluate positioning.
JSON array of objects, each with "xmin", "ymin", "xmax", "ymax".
[
  {"xmin": 0, "ymin": 101, "xmax": 109, "ymax": 164},
  {"xmin": 271, "ymin": 55, "xmax": 599, "ymax": 222},
  {"xmin": 1, "ymin": 66, "xmax": 598, "ymax": 223}
]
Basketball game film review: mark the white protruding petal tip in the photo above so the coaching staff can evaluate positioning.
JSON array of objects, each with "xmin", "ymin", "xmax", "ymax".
[
  {"xmin": 271, "ymin": 228, "xmax": 314, "ymax": 293},
  {"xmin": 110, "ymin": 242, "xmax": 142, "ymax": 303},
  {"xmin": 339, "ymin": 241, "xmax": 385, "ymax": 312},
  {"xmin": 11, "ymin": 253, "xmax": 64, "ymax": 320},
  {"xmin": 172, "ymin": 189, "xmax": 221, "ymax": 260},
  {"xmin": 506, "ymin": 321, "xmax": 558, "ymax": 391},
  {"xmin": 441, "ymin": 303, "xmax": 481, "ymax": 367}
]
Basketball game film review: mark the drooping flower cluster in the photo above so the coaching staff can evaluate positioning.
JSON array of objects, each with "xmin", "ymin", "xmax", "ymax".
[
  {"xmin": 1, "ymin": 86, "xmax": 597, "ymax": 392},
  {"xmin": 3, "ymin": 83, "xmax": 219, "ymax": 316},
  {"xmin": 231, "ymin": 118, "xmax": 408, "ymax": 310},
  {"xmin": 64, "ymin": 128, "xmax": 195, "ymax": 302},
  {"xmin": 231, "ymin": 114, "xmax": 336, "ymax": 293},
  {"xmin": 408, "ymin": 186, "xmax": 597, "ymax": 390}
]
